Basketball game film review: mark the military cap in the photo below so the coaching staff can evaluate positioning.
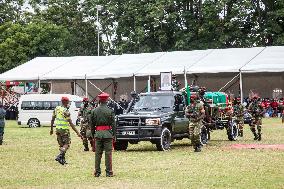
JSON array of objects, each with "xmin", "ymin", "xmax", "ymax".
[
  {"xmin": 83, "ymin": 97, "xmax": 89, "ymax": 102},
  {"xmin": 61, "ymin": 96, "xmax": 69, "ymax": 101},
  {"xmin": 98, "ymin": 92, "xmax": 110, "ymax": 102}
]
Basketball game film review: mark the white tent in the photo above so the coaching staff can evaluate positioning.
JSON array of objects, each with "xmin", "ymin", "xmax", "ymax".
[
  {"xmin": 135, "ymin": 50, "xmax": 213, "ymax": 76},
  {"xmin": 86, "ymin": 52, "xmax": 165, "ymax": 79},
  {"xmin": 241, "ymin": 46, "xmax": 284, "ymax": 73},
  {"xmin": 42, "ymin": 55, "xmax": 120, "ymax": 80},
  {"xmin": 0, "ymin": 57, "xmax": 75, "ymax": 81},
  {"xmin": 0, "ymin": 46, "xmax": 283, "ymax": 81},
  {"xmin": 188, "ymin": 47, "xmax": 265, "ymax": 73}
]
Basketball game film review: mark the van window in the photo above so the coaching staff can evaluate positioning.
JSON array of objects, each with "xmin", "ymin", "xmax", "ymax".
[{"xmin": 21, "ymin": 101, "xmax": 61, "ymax": 110}]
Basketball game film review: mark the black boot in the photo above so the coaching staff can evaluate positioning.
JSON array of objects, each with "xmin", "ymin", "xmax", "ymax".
[
  {"xmin": 253, "ymin": 133, "xmax": 259, "ymax": 140},
  {"xmin": 55, "ymin": 152, "xmax": 66, "ymax": 165},
  {"xmin": 194, "ymin": 145, "xmax": 202, "ymax": 152},
  {"xmin": 258, "ymin": 133, "xmax": 262, "ymax": 141},
  {"xmin": 239, "ymin": 130, "xmax": 243, "ymax": 137},
  {"xmin": 0, "ymin": 140, "xmax": 2, "ymax": 145},
  {"xmin": 106, "ymin": 171, "xmax": 114, "ymax": 177},
  {"xmin": 83, "ymin": 143, "xmax": 89, "ymax": 151},
  {"xmin": 94, "ymin": 172, "xmax": 101, "ymax": 177}
]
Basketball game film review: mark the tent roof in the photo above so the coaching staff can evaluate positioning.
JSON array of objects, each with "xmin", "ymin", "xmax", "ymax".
[
  {"xmin": 241, "ymin": 46, "xmax": 284, "ymax": 73},
  {"xmin": 0, "ymin": 46, "xmax": 283, "ymax": 81},
  {"xmin": 86, "ymin": 52, "xmax": 165, "ymax": 79},
  {"xmin": 188, "ymin": 47, "xmax": 265, "ymax": 73},
  {"xmin": 0, "ymin": 57, "xmax": 75, "ymax": 81},
  {"xmin": 42, "ymin": 56, "xmax": 120, "ymax": 80},
  {"xmin": 135, "ymin": 50, "xmax": 212, "ymax": 76}
]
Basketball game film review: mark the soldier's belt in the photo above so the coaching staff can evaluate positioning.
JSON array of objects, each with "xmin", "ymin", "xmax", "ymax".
[{"xmin": 96, "ymin": 125, "xmax": 112, "ymax": 131}]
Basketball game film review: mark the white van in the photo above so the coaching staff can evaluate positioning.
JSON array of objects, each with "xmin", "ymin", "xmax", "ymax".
[{"xmin": 18, "ymin": 94, "xmax": 82, "ymax": 128}]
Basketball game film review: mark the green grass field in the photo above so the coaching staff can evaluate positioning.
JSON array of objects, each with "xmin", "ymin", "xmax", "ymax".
[{"xmin": 0, "ymin": 119, "xmax": 284, "ymax": 189}]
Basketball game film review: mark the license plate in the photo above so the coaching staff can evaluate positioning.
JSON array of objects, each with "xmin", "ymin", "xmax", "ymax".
[{"xmin": 122, "ymin": 131, "xmax": 135, "ymax": 135}]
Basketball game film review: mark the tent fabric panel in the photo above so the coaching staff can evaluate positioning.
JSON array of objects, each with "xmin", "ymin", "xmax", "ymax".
[
  {"xmin": 0, "ymin": 57, "xmax": 74, "ymax": 81},
  {"xmin": 86, "ymin": 52, "xmax": 165, "ymax": 79},
  {"xmin": 241, "ymin": 46, "xmax": 284, "ymax": 73},
  {"xmin": 188, "ymin": 47, "xmax": 265, "ymax": 73},
  {"xmin": 135, "ymin": 50, "xmax": 212, "ymax": 76},
  {"xmin": 42, "ymin": 55, "xmax": 120, "ymax": 80}
]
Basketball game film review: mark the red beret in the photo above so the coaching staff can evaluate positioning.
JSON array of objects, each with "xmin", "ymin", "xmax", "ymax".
[
  {"xmin": 61, "ymin": 96, "xmax": 69, "ymax": 101},
  {"xmin": 98, "ymin": 92, "xmax": 110, "ymax": 102},
  {"xmin": 83, "ymin": 97, "xmax": 89, "ymax": 102}
]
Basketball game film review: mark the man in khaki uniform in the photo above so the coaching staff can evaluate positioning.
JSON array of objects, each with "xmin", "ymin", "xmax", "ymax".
[
  {"xmin": 186, "ymin": 94, "xmax": 205, "ymax": 152},
  {"xmin": 78, "ymin": 97, "xmax": 93, "ymax": 151},
  {"xmin": 248, "ymin": 95, "xmax": 264, "ymax": 141},
  {"xmin": 50, "ymin": 96, "xmax": 81, "ymax": 165}
]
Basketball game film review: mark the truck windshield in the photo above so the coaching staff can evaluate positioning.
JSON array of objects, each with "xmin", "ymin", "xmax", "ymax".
[{"xmin": 133, "ymin": 95, "xmax": 174, "ymax": 110}]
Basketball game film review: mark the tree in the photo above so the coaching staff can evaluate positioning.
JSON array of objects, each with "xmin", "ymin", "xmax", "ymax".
[{"xmin": 0, "ymin": 22, "xmax": 71, "ymax": 73}]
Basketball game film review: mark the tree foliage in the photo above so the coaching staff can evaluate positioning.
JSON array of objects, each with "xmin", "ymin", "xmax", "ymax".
[{"xmin": 0, "ymin": 0, "xmax": 284, "ymax": 73}]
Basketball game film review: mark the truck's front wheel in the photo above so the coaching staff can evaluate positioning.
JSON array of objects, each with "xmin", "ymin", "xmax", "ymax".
[
  {"xmin": 114, "ymin": 141, "xmax": 128, "ymax": 151},
  {"xmin": 156, "ymin": 128, "xmax": 171, "ymax": 151}
]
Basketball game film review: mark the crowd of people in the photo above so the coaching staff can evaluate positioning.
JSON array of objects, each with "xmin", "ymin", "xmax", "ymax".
[{"xmin": 243, "ymin": 97, "xmax": 284, "ymax": 118}]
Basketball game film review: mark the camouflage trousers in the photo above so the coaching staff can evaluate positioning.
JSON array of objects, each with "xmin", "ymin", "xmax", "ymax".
[
  {"xmin": 236, "ymin": 117, "xmax": 244, "ymax": 131},
  {"xmin": 189, "ymin": 121, "xmax": 202, "ymax": 147},
  {"xmin": 80, "ymin": 122, "xmax": 93, "ymax": 147},
  {"xmin": 0, "ymin": 127, "xmax": 4, "ymax": 145},
  {"xmin": 56, "ymin": 129, "xmax": 71, "ymax": 152},
  {"xmin": 250, "ymin": 117, "xmax": 262, "ymax": 134}
]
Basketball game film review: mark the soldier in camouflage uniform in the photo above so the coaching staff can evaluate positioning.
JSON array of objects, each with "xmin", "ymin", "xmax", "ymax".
[
  {"xmin": 186, "ymin": 94, "xmax": 205, "ymax": 152},
  {"xmin": 233, "ymin": 98, "xmax": 245, "ymax": 137},
  {"xmin": 0, "ymin": 103, "xmax": 6, "ymax": 145},
  {"xmin": 248, "ymin": 96, "xmax": 264, "ymax": 141},
  {"xmin": 78, "ymin": 98, "xmax": 93, "ymax": 151},
  {"xmin": 50, "ymin": 96, "xmax": 81, "ymax": 165},
  {"xmin": 90, "ymin": 92, "xmax": 115, "ymax": 177}
]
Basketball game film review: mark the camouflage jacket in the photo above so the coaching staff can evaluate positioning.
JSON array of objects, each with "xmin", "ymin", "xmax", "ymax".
[
  {"xmin": 233, "ymin": 104, "xmax": 244, "ymax": 118},
  {"xmin": 79, "ymin": 104, "xmax": 93, "ymax": 123},
  {"xmin": 90, "ymin": 103, "xmax": 115, "ymax": 139},
  {"xmin": 185, "ymin": 101, "xmax": 204, "ymax": 122},
  {"xmin": 248, "ymin": 102, "xmax": 264, "ymax": 118}
]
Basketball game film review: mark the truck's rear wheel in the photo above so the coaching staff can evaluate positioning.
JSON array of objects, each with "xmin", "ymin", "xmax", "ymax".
[
  {"xmin": 114, "ymin": 141, "xmax": 128, "ymax": 151},
  {"xmin": 227, "ymin": 120, "xmax": 238, "ymax": 141},
  {"xmin": 156, "ymin": 128, "xmax": 171, "ymax": 151}
]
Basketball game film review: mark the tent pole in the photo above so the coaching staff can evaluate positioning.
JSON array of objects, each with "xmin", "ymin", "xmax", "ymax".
[
  {"xmin": 133, "ymin": 74, "xmax": 136, "ymax": 92},
  {"xmin": 148, "ymin": 75, "xmax": 151, "ymax": 92},
  {"xmin": 240, "ymin": 70, "xmax": 243, "ymax": 104},
  {"xmin": 38, "ymin": 76, "xmax": 41, "ymax": 94},
  {"xmin": 184, "ymin": 67, "xmax": 187, "ymax": 86},
  {"xmin": 74, "ymin": 80, "xmax": 76, "ymax": 95},
  {"xmin": 85, "ymin": 75, "xmax": 88, "ymax": 97},
  {"xmin": 50, "ymin": 81, "xmax": 53, "ymax": 94}
]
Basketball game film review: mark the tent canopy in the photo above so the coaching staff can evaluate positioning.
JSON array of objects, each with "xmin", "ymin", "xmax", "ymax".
[
  {"xmin": 42, "ymin": 56, "xmax": 119, "ymax": 80},
  {"xmin": 86, "ymin": 52, "xmax": 165, "ymax": 79},
  {"xmin": 0, "ymin": 46, "xmax": 283, "ymax": 81},
  {"xmin": 0, "ymin": 57, "xmax": 75, "ymax": 81},
  {"xmin": 241, "ymin": 46, "xmax": 284, "ymax": 73}
]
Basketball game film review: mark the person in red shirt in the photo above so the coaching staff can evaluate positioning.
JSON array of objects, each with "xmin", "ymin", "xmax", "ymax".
[{"xmin": 271, "ymin": 99, "xmax": 278, "ymax": 117}]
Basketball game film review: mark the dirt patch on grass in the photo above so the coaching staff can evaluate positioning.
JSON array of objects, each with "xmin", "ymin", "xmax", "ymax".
[{"xmin": 228, "ymin": 144, "xmax": 284, "ymax": 150}]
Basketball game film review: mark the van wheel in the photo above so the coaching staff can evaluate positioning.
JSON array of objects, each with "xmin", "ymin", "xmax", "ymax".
[
  {"xmin": 156, "ymin": 128, "xmax": 171, "ymax": 151},
  {"xmin": 28, "ymin": 118, "xmax": 40, "ymax": 128}
]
